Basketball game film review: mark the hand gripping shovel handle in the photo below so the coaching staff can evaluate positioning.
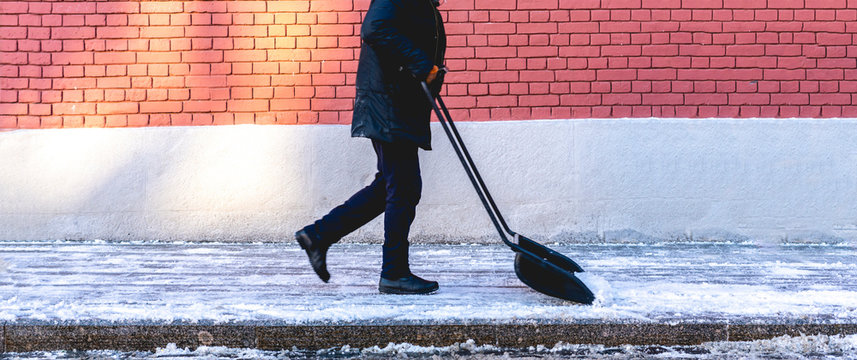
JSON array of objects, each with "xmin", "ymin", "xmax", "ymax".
[{"xmin": 420, "ymin": 81, "xmax": 516, "ymax": 248}]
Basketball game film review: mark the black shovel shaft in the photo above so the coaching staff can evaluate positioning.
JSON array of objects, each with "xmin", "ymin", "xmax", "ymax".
[
  {"xmin": 420, "ymin": 82, "xmax": 516, "ymax": 247},
  {"xmin": 421, "ymin": 81, "xmax": 586, "ymax": 271},
  {"xmin": 435, "ymin": 95, "xmax": 517, "ymax": 238}
]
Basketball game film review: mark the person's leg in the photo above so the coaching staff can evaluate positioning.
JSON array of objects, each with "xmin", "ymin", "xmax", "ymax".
[
  {"xmin": 374, "ymin": 140, "xmax": 438, "ymax": 295},
  {"xmin": 310, "ymin": 173, "xmax": 386, "ymax": 245},
  {"xmin": 374, "ymin": 139, "xmax": 422, "ymax": 279},
  {"xmin": 296, "ymin": 142, "xmax": 386, "ymax": 282}
]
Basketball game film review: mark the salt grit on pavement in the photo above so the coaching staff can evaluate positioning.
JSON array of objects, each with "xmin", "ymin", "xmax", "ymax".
[{"xmin": 1, "ymin": 241, "xmax": 856, "ymax": 325}]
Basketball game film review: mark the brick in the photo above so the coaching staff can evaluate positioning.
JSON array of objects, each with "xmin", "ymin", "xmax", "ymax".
[
  {"xmin": 641, "ymin": 0, "xmax": 681, "ymax": 8},
  {"xmin": 186, "ymin": 25, "xmax": 228, "ymax": 38},
  {"xmin": 93, "ymin": 52, "xmax": 135, "ymax": 65},
  {"xmin": 140, "ymin": 2, "xmax": 183, "ymax": 13},
  {"xmin": 182, "ymin": 100, "xmax": 226, "ymax": 112},
  {"xmin": 26, "ymin": 103, "xmax": 48, "ymax": 116},
  {"xmin": 140, "ymin": 26, "xmax": 184, "ymax": 38},
  {"xmin": 771, "ymin": 93, "xmax": 809, "ymax": 105},
  {"xmin": 643, "ymin": 93, "xmax": 683, "ymax": 105},
  {"xmin": 229, "ymin": 25, "xmax": 268, "ymax": 37},
  {"xmin": 514, "ymin": 0, "xmax": 557, "ymax": 9},
  {"xmin": 97, "ymin": 2, "xmax": 139, "ymax": 14},
  {"xmin": 140, "ymin": 101, "xmax": 182, "ymax": 113},
  {"xmin": 680, "ymin": 44, "xmax": 725, "ymax": 56},
  {"xmin": 558, "ymin": 0, "xmax": 599, "ymax": 8},
  {"xmin": 817, "ymin": 33, "xmax": 852, "ymax": 46},
  {"xmin": 768, "ymin": 0, "xmax": 804, "ymax": 9},
  {"xmin": 52, "ymin": 2, "xmax": 95, "ymax": 14},
  {"xmin": 52, "ymin": 102, "xmax": 95, "ymax": 115},
  {"xmin": 638, "ymin": 69, "xmax": 678, "ymax": 80},
  {"xmin": 518, "ymin": 46, "xmax": 558, "ymax": 58},
  {"xmin": 0, "ymin": 2, "xmax": 26, "ymax": 14},
  {"xmin": 475, "ymin": 23, "xmax": 516, "ymax": 34},
  {"xmin": 182, "ymin": 50, "xmax": 223, "ymax": 63},
  {"xmin": 809, "ymin": 0, "xmax": 846, "ymax": 8},
  {"xmin": 807, "ymin": 69, "xmax": 844, "ymax": 80},
  {"xmin": 184, "ymin": 75, "xmax": 227, "ymax": 88},
  {"xmin": 726, "ymin": 93, "xmax": 768, "ymax": 105},
  {"xmin": 723, "ymin": 0, "xmax": 765, "ymax": 7},
  {"xmin": 270, "ymin": 98, "xmax": 310, "ymax": 111},
  {"xmin": 601, "ymin": 21, "xmax": 641, "ymax": 32},
  {"xmin": 310, "ymin": 98, "xmax": 351, "ymax": 111},
  {"xmin": 837, "ymin": 9, "xmax": 857, "ymax": 21},
  {"xmin": 558, "ymin": 21, "xmax": 599, "ymax": 33},
  {"xmin": 679, "ymin": 21, "xmax": 721, "ymax": 32},
  {"xmin": 678, "ymin": 68, "xmax": 762, "ymax": 80},
  {"xmin": 474, "ymin": 0, "xmax": 516, "ymax": 9},
  {"xmin": 49, "ymin": 27, "xmax": 94, "ymax": 39},
  {"xmin": 517, "ymin": 94, "xmax": 557, "ymax": 106},
  {"xmin": 595, "ymin": 69, "xmax": 635, "ymax": 81},
  {"xmin": 724, "ymin": 44, "xmax": 764, "ymax": 56},
  {"xmin": 227, "ymin": 99, "xmax": 267, "ymax": 112},
  {"xmin": 0, "ymin": 103, "xmax": 27, "ymax": 115},
  {"xmin": 267, "ymin": 1, "xmax": 308, "ymax": 12},
  {"xmin": 560, "ymin": 94, "xmax": 600, "ymax": 106},
  {"xmin": 81, "ymin": 115, "xmax": 104, "ymax": 127},
  {"xmin": 97, "ymin": 102, "xmax": 138, "ymax": 114},
  {"xmin": 602, "ymin": 0, "xmax": 640, "ymax": 8},
  {"xmin": 803, "ymin": 21, "xmax": 844, "ymax": 32},
  {"xmin": 137, "ymin": 51, "xmax": 181, "ymax": 64}
]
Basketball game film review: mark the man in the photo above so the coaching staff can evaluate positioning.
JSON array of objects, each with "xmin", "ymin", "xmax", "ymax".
[{"xmin": 295, "ymin": 0, "xmax": 447, "ymax": 295}]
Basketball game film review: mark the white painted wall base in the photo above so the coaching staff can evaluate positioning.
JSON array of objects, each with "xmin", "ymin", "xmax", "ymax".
[{"xmin": 2, "ymin": 119, "xmax": 857, "ymax": 244}]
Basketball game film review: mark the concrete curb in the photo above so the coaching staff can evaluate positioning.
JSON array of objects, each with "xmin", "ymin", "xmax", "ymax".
[{"xmin": 3, "ymin": 323, "xmax": 857, "ymax": 352}]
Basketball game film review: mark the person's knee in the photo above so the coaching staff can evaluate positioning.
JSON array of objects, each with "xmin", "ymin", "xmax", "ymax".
[{"xmin": 387, "ymin": 181, "xmax": 421, "ymax": 207}]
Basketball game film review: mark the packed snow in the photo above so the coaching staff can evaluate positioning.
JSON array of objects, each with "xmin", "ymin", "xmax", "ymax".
[{"xmin": 1, "ymin": 241, "xmax": 856, "ymax": 324}]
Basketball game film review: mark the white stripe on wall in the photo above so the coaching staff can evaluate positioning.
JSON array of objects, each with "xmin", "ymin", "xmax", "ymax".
[{"xmin": 2, "ymin": 119, "xmax": 856, "ymax": 244}]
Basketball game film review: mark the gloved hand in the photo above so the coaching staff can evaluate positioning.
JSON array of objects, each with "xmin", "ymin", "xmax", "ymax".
[
  {"xmin": 426, "ymin": 66, "xmax": 439, "ymax": 84},
  {"xmin": 427, "ymin": 65, "xmax": 447, "ymax": 96}
]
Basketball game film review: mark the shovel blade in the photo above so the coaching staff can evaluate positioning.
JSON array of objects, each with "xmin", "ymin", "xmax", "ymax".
[
  {"xmin": 517, "ymin": 235, "xmax": 585, "ymax": 273},
  {"xmin": 514, "ymin": 251, "xmax": 595, "ymax": 304}
]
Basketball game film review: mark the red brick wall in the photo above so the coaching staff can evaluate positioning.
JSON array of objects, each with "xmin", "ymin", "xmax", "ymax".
[{"xmin": 1, "ymin": 0, "xmax": 856, "ymax": 129}]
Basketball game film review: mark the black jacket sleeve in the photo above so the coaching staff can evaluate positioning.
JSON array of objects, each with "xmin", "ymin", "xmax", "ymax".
[{"xmin": 361, "ymin": 0, "xmax": 434, "ymax": 81}]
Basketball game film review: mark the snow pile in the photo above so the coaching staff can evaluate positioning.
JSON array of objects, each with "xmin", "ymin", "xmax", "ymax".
[
  {"xmin": 576, "ymin": 272, "xmax": 614, "ymax": 306},
  {"xmin": 5, "ymin": 335, "xmax": 857, "ymax": 359},
  {"xmin": 153, "ymin": 343, "xmax": 291, "ymax": 359},
  {"xmin": 705, "ymin": 333, "xmax": 857, "ymax": 358},
  {"xmin": 143, "ymin": 335, "xmax": 857, "ymax": 359},
  {"xmin": 538, "ymin": 334, "xmax": 857, "ymax": 359},
  {"xmin": 355, "ymin": 339, "xmax": 503, "ymax": 356}
]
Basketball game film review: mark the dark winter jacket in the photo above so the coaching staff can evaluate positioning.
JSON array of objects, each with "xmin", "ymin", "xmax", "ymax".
[{"xmin": 351, "ymin": 0, "xmax": 447, "ymax": 150}]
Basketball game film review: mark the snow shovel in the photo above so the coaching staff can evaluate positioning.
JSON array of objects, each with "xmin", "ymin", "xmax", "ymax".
[{"xmin": 421, "ymin": 81, "xmax": 595, "ymax": 304}]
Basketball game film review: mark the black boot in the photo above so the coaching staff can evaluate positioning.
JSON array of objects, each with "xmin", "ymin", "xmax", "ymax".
[
  {"xmin": 295, "ymin": 227, "xmax": 330, "ymax": 283},
  {"xmin": 378, "ymin": 273, "xmax": 439, "ymax": 295}
]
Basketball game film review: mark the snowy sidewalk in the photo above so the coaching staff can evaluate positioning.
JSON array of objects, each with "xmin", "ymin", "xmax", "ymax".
[{"xmin": 1, "ymin": 241, "xmax": 857, "ymax": 351}]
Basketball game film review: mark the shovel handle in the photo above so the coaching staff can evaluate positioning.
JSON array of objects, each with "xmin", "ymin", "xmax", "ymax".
[
  {"xmin": 421, "ymin": 81, "xmax": 516, "ymax": 247},
  {"xmin": 421, "ymin": 82, "xmax": 588, "ymax": 276}
]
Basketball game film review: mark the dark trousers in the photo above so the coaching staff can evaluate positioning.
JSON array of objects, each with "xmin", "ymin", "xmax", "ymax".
[{"xmin": 311, "ymin": 139, "xmax": 422, "ymax": 279}]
